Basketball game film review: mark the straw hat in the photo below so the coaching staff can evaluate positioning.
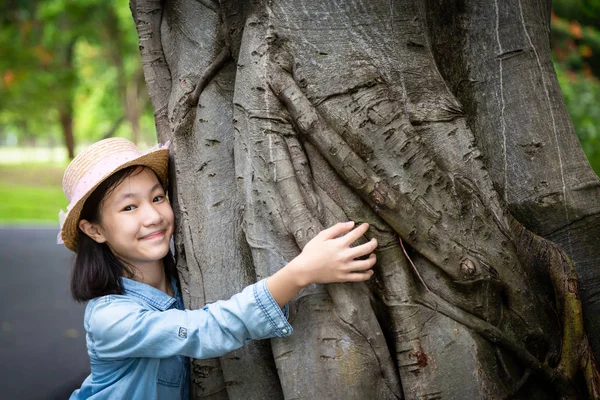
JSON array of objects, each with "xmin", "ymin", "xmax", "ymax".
[{"xmin": 58, "ymin": 137, "xmax": 170, "ymax": 252}]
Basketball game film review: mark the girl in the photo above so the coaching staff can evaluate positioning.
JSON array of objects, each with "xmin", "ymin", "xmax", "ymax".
[{"xmin": 58, "ymin": 137, "xmax": 378, "ymax": 399}]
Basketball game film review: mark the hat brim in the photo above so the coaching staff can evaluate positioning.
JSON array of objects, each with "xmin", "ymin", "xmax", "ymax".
[{"xmin": 60, "ymin": 148, "xmax": 169, "ymax": 252}]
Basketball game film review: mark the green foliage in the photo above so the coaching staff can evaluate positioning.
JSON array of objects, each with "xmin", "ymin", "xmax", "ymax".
[
  {"xmin": 551, "ymin": 4, "xmax": 600, "ymax": 176},
  {"xmin": 0, "ymin": 1, "xmax": 86, "ymax": 132},
  {"xmin": 551, "ymin": 10, "xmax": 600, "ymax": 78},
  {"xmin": 554, "ymin": 64, "xmax": 600, "ymax": 176},
  {"xmin": 553, "ymin": 0, "xmax": 600, "ymax": 25},
  {"xmin": 0, "ymin": 0, "xmax": 156, "ymax": 148}
]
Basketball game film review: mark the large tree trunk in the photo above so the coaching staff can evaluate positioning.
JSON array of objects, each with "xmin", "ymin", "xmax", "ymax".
[{"xmin": 131, "ymin": 0, "xmax": 600, "ymax": 399}]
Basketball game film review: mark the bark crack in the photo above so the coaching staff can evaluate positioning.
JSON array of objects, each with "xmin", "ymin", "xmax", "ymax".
[{"xmin": 494, "ymin": 0, "xmax": 509, "ymax": 204}]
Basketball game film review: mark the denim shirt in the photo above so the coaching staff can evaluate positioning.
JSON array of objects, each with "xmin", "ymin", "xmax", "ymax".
[{"xmin": 70, "ymin": 277, "xmax": 293, "ymax": 400}]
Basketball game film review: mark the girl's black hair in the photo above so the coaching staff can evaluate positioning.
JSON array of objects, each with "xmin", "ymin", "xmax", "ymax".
[{"xmin": 71, "ymin": 166, "xmax": 177, "ymax": 302}]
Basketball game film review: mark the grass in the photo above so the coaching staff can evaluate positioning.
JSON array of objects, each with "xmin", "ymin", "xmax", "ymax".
[{"xmin": 0, "ymin": 163, "xmax": 67, "ymax": 224}]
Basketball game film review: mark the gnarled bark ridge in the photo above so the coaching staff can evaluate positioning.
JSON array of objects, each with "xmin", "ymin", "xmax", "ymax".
[{"xmin": 131, "ymin": 0, "xmax": 600, "ymax": 398}]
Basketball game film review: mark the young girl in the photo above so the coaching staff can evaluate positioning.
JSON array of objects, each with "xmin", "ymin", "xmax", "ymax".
[{"xmin": 58, "ymin": 137, "xmax": 378, "ymax": 399}]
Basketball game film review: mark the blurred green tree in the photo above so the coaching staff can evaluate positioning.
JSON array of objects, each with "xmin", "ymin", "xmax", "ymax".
[
  {"xmin": 0, "ymin": 0, "xmax": 152, "ymax": 159},
  {"xmin": 552, "ymin": 0, "xmax": 600, "ymax": 175}
]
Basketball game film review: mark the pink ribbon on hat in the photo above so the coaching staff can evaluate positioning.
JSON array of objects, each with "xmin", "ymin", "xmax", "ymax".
[
  {"xmin": 57, "ymin": 140, "xmax": 170, "ymax": 245},
  {"xmin": 57, "ymin": 210, "xmax": 67, "ymax": 244},
  {"xmin": 146, "ymin": 140, "xmax": 170, "ymax": 153}
]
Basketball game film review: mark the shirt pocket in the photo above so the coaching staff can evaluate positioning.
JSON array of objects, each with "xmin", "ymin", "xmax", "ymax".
[{"xmin": 157, "ymin": 355, "xmax": 184, "ymax": 387}]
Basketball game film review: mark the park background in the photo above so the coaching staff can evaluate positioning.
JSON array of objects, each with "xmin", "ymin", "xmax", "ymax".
[
  {"xmin": 0, "ymin": 0, "xmax": 598, "ymax": 224},
  {"xmin": 0, "ymin": 0, "xmax": 598, "ymax": 399}
]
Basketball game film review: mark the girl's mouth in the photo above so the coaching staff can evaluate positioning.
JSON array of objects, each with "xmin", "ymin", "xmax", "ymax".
[{"xmin": 140, "ymin": 230, "xmax": 165, "ymax": 240}]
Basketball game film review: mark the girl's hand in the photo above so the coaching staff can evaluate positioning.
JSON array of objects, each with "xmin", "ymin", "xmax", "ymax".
[
  {"xmin": 294, "ymin": 221, "xmax": 377, "ymax": 286},
  {"xmin": 266, "ymin": 221, "xmax": 377, "ymax": 307}
]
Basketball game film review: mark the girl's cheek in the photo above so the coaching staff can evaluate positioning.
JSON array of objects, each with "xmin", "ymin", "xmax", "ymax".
[
  {"xmin": 116, "ymin": 215, "xmax": 137, "ymax": 232},
  {"xmin": 164, "ymin": 204, "xmax": 175, "ymax": 222}
]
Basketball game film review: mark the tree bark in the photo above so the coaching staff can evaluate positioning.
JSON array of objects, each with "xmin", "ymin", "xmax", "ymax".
[
  {"xmin": 424, "ymin": 0, "xmax": 600, "ymax": 360},
  {"xmin": 131, "ymin": 0, "xmax": 600, "ymax": 398}
]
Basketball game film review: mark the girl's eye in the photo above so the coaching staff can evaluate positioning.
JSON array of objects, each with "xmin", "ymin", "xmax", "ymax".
[
  {"xmin": 123, "ymin": 205, "xmax": 137, "ymax": 212},
  {"xmin": 153, "ymin": 195, "xmax": 165, "ymax": 202}
]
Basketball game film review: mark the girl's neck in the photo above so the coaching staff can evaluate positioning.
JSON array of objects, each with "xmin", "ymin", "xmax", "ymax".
[{"xmin": 130, "ymin": 260, "xmax": 173, "ymax": 297}]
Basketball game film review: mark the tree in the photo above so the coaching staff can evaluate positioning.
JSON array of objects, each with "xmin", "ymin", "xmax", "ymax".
[
  {"xmin": 0, "ymin": 0, "xmax": 73, "ymax": 152},
  {"xmin": 0, "ymin": 0, "xmax": 101, "ymax": 158},
  {"xmin": 0, "ymin": 0, "xmax": 153, "ymax": 157},
  {"xmin": 97, "ymin": 4, "xmax": 149, "ymax": 144},
  {"xmin": 131, "ymin": 0, "xmax": 600, "ymax": 398}
]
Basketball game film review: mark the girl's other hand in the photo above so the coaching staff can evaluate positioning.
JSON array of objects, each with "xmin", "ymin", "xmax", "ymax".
[{"xmin": 294, "ymin": 221, "xmax": 377, "ymax": 287}]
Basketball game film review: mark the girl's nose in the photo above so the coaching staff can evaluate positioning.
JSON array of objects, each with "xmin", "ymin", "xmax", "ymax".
[{"xmin": 142, "ymin": 203, "xmax": 164, "ymax": 226}]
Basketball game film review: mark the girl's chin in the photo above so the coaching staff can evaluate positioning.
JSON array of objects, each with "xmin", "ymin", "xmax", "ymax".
[
  {"xmin": 148, "ymin": 246, "xmax": 171, "ymax": 260},
  {"xmin": 135, "ymin": 243, "xmax": 171, "ymax": 262}
]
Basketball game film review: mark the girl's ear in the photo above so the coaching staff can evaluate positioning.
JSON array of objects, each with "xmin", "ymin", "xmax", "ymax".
[{"xmin": 79, "ymin": 219, "xmax": 107, "ymax": 244}]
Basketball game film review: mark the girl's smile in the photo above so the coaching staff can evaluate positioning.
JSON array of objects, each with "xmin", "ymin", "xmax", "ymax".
[{"xmin": 139, "ymin": 230, "xmax": 166, "ymax": 240}]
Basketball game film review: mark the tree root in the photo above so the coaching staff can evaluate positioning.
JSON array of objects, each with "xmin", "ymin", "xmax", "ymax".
[
  {"xmin": 270, "ymin": 130, "xmax": 404, "ymax": 398},
  {"xmin": 270, "ymin": 62, "xmax": 600, "ymax": 398},
  {"xmin": 170, "ymin": 46, "xmax": 231, "ymax": 134},
  {"xmin": 510, "ymin": 218, "xmax": 600, "ymax": 398},
  {"xmin": 582, "ymin": 348, "xmax": 600, "ymax": 399},
  {"xmin": 416, "ymin": 289, "xmax": 577, "ymax": 396}
]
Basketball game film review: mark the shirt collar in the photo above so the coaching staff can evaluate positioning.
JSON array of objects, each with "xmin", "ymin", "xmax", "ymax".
[{"xmin": 120, "ymin": 277, "xmax": 177, "ymax": 311}]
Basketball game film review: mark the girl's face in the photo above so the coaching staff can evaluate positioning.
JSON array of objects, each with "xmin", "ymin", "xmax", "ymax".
[{"xmin": 89, "ymin": 167, "xmax": 174, "ymax": 269}]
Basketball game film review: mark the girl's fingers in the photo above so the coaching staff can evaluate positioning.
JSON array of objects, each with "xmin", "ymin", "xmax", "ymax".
[
  {"xmin": 348, "ymin": 238, "xmax": 378, "ymax": 259},
  {"xmin": 319, "ymin": 221, "xmax": 355, "ymax": 240},
  {"xmin": 345, "ymin": 269, "xmax": 374, "ymax": 282},
  {"xmin": 347, "ymin": 253, "xmax": 377, "ymax": 271},
  {"xmin": 341, "ymin": 222, "xmax": 370, "ymax": 246}
]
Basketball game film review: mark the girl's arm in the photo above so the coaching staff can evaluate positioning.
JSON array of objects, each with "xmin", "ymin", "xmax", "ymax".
[
  {"xmin": 87, "ymin": 279, "xmax": 291, "ymax": 360},
  {"xmin": 267, "ymin": 221, "xmax": 377, "ymax": 307},
  {"xmin": 87, "ymin": 221, "xmax": 376, "ymax": 360}
]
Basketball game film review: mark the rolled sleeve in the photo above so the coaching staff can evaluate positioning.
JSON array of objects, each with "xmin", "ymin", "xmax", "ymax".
[
  {"xmin": 252, "ymin": 279, "xmax": 293, "ymax": 338},
  {"xmin": 87, "ymin": 279, "xmax": 292, "ymax": 361}
]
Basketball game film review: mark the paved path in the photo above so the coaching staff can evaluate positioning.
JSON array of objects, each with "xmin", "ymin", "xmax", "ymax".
[{"xmin": 0, "ymin": 227, "xmax": 89, "ymax": 400}]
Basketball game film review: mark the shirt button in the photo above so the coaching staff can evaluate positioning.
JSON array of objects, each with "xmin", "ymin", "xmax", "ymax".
[{"xmin": 281, "ymin": 328, "xmax": 288, "ymax": 334}]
